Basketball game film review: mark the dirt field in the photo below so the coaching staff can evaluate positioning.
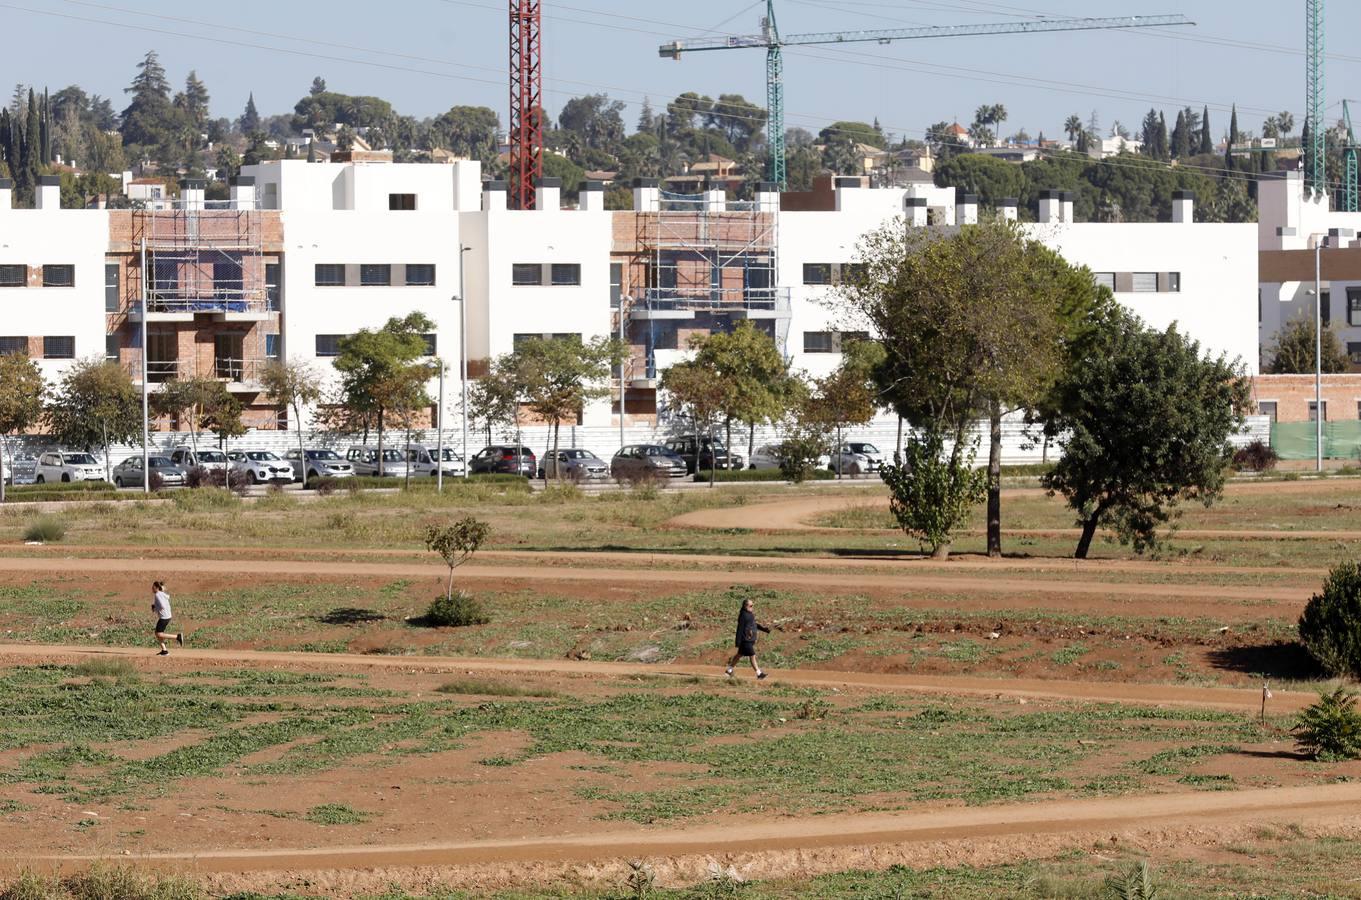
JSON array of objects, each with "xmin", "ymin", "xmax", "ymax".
[{"xmin": 1, "ymin": 481, "xmax": 1360, "ymax": 897}]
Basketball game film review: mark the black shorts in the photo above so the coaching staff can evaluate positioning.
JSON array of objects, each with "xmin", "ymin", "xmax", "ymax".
[
  {"xmin": 736, "ymin": 643, "xmax": 756, "ymax": 657},
  {"xmin": 155, "ymin": 618, "xmax": 173, "ymax": 633}
]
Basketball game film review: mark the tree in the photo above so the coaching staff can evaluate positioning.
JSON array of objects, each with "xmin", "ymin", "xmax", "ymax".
[
  {"xmin": 933, "ymin": 154, "xmax": 1025, "ymax": 210},
  {"xmin": 1199, "ymin": 105, "xmax": 1213, "ymax": 155},
  {"xmin": 120, "ymin": 51, "xmax": 177, "ymax": 162},
  {"xmin": 425, "ymin": 517, "xmax": 491, "ymax": 603},
  {"xmin": 1266, "ymin": 315, "xmax": 1350, "ymax": 374},
  {"xmin": 513, "ymin": 335, "xmax": 622, "ymax": 481},
  {"xmin": 666, "ymin": 92, "xmax": 712, "ymax": 132},
  {"xmin": 1277, "ymin": 110, "xmax": 1295, "ymax": 139},
  {"xmin": 0, "ymin": 352, "xmax": 45, "ymax": 503},
  {"xmin": 801, "ymin": 341, "xmax": 881, "ymax": 480},
  {"xmin": 466, "ymin": 355, "xmax": 522, "ymax": 445},
  {"xmin": 177, "ymin": 71, "xmax": 210, "ymax": 132},
  {"xmin": 689, "ymin": 322, "xmax": 792, "ymax": 459},
  {"xmin": 661, "ymin": 358, "xmax": 729, "ymax": 486},
  {"xmin": 204, "ymin": 391, "xmax": 246, "ymax": 447},
  {"xmin": 309, "ymin": 76, "xmax": 327, "ymax": 96},
  {"xmin": 558, "ymin": 93, "xmax": 627, "ymax": 158},
  {"xmin": 430, "ymin": 105, "xmax": 499, "ymax": 160},
  {"xmin": 151, "ymin": 375, "xmax": 232, "ymax": 453},
  {"xmin": 239, "ymin": 92, "xmax": 260, "ymax": 134},
  {"xmin": 1226, "ymin": 104, "xmax": 1240, "ymax": 171},
  {"xmin": 44, "ymin": 359, "xmax": 141, "ymax": 484},
  {"xmin": 1064, "ymin": 114, "xmax": 1084, "ymax": 143},
  {"xmin": 880, "ymin": 430, "xmax": 986, "ymax": 560},
  {"xmin": 260, "ymin": 358, "xmax": 323, "ymax": 487},
  {"xmin": 1040, "ymin": 309, "xmax": 1249, "ymax": 559},
  {"xmin": 1297, "ymin": 561, "xmax": 1361, "ymax": 681}
]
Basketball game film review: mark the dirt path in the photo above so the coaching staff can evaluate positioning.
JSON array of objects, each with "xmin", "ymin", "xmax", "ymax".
[{"xmin": 0, "ymin": 643, "xmax": 1316, "ymax": 713}]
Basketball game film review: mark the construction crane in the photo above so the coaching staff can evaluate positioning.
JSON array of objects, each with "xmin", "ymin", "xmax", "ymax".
[
  {"xmin": 1305, "ymin": 0, "xmax": 1325, "ymax": 198},
  {"xmin": 1343, "ymin": 100, "xmax": 1358, "ymax": 212},
  {"xmin": 510, "ymin": 0, "xmax": 543, "ymax": 210},
  {"xmin": 661, "ymin": 4, "xmax": 1195, "ymax": 188}
]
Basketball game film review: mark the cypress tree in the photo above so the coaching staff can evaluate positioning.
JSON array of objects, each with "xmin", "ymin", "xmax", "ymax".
[
  {"xmin": 240, "ymin": 93, "xmax": 260, "ymax": 134},
  {"xmin": 1171, "ymin": 110, "xmax": 1187, "ymax": 159},
  {"xmin": 1157, "ymin": 111, "xmax": 1169, "ymax": 160},
  {"xmin": 39, "ymin": 87, "xmax": 49, "ymax": 165},
  {"xmin": 1226, "ymin": 104, "xmax": 1239, "ymax": 171},
  {"xmin": 1199, "ymin": 106, "xmax": 1212, "ymax": 155},
  {"xmin": 0, "ymin": 108, "xmax": 11, "ymax": 177},
  {"xmin": 22, "ymin": 88, "xmax": 40, "ymax": 192}
]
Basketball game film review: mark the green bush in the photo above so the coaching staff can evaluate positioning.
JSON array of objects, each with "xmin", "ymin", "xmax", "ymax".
[
  {"xmin": 8, "ymin": 480, "xmax": 111, "ymax": 494},
  {"xmin": 1293, "ymin": 687, "xmax": 1361, "ymax": 761},
  {"xmin": 424, "ymin": 590, "xmax": 490, "ymax": 627},
  {"xmin": 694, "ymin": 467, "xmax": 834, "ymax": 482},
  {"xmin": 775, "ymin": 432, "xmax": 831, "ymax": 484},
  {"xmin": 1298, "ymin": 561, "xmax": 1361, "ymax": 679},
  {"xmin": 22, "ymin": 516, "xmax": 66, "ymax": 543},
  {"xmin": 880, "ymin": 432, "xmax": 986, "ymax": 560},
  {"xmin": 1103, "ymin": 860, "xmax": 1159, "ymax": 900}
]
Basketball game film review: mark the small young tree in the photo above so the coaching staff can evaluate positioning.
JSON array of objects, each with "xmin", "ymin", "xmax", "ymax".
[
  {"xmin": 661, "ymin": 357, "xmax": 729, "ymax": 486},
  {"xmin": 880, "ymin": 430, "xmax": 986, "ymax": 560},
  {"xmin": 466, "ymin": 355, "xmax": 521, "ymax": 446},
  {"xmin": 423, "ymin": 517, "xmax": 492, "ymax": 627},
  {"xmin": 151, "ymin": 375, "xmax": 224, "ymax": 452},
  {"xmin": 1298, "ymin": 560, "xmax": 1361, "ymax": 679},
  {"xmin": 1266, "ymin": 315, "xmax": 1350, "ymax": 375},
  {"xmin": 260, "ymin": 358, "xmax": 323, "ymax": 486},
  {"xmin": 512, "ymin": 335, "xmax": 623, "ymax": 481},
  {"xmin": 0, "ymin": 352, "xmax": 46, "ymax": 503},
  {"xmin": 689, "ymin": 322, "xmax": 792, "ymax": 460},
  {"xmin": 801, "ymin": 341, "xmax": 881, "ymax": 479},
  {"xmin": 203, "ymin": 388, "xmax": 246, "ymax": 449},
  {"xmin": 44, "ymin": 359, "xmax": 141, "ymax": 484}
]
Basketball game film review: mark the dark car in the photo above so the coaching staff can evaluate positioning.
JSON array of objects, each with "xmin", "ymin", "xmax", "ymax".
[
  {"xmin": 611, "ymin": 444, "xmax": 688, "ymax": 481},
  {"xmin": 469, "ymin": 444, "xmax": 537, "ymax": 477},
  {"xmin": 663, "ymin": 436, "xmax": 745, "ymax": 474}
]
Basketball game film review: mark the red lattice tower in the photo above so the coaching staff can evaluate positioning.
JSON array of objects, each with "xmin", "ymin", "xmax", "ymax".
[{"xmin": 509, "ymin": 0, "xmax": 542, "ymax": 210}]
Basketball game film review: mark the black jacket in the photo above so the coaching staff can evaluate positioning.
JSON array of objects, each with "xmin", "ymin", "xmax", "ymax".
[{"xmin": 735, "ymin": 608, "xmax": 770, "ymax": 649}]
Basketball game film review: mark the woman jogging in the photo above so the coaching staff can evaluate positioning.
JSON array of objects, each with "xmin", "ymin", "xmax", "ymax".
[
  {"xmin": 726, "ymin": 596, "xmax": 770, "ymax": 680},
  {"xmin": 151, "ymin": 581, "xmax": 183, "ymax": 656}
]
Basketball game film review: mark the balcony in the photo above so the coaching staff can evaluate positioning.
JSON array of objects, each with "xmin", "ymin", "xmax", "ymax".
[
  {"xmin": 127, "ymin": 296, "xmax": 274, "ymax": 324},
  {"xmin": 131, "ymin": 357, "xmax": 271, "ymax": 392},
  {"xmin": 631, "ymin": 287, "xmax": 792, "ymax": 320}
]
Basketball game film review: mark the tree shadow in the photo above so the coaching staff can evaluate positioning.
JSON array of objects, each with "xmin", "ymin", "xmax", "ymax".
[
  {"xmin": 1206, "ymin": 641, "xmax": 1321, "ymax": 681},
  {"xmin": 1236, "ymin": 748, "xmax": 1311, "ymax": 761},
  {"xmin": 318, "ymin": 607, "xmax": 387, "ymax": 626}
]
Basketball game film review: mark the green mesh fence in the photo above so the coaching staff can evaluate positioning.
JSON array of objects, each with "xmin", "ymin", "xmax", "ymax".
[{"xmin": 1270, "ymin": 421, "xmax": 1361, "ymax": 460}]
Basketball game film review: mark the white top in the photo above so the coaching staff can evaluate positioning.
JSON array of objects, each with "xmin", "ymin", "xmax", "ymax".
[{"xmin": 152, "ymin": 590, "xmax": 172, "ymax": 619}]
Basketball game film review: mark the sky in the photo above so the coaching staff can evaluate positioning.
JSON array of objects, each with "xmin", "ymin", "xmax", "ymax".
[{"xmin": 4, "ymin": 0, "xmax": 1361, "ymax": 144}]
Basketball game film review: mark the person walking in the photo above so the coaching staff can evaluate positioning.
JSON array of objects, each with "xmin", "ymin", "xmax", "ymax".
[
  {"xmin": 151, "ymin": 580, "xmax": 184, "ymax": 656},
  {"xmin": 726, "ymin": 596, "xmax": 770, "ymax": 680}
]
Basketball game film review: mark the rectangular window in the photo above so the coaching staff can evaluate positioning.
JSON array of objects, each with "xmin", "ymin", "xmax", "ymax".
[
  {"xmin": 265, "ymin": 262, "xmax": 281, "ymax": 310},
  {"xmin": 1349, "ymin": 288, "xmax": 1361, "ymax": 326},
  {"xmin": 1166, "ymin": 272, "xmax": 1181, "ymax": 292},
  {"xmin": 610, "ymin": 262, "xmax": 623, "ymax": 308},
  {"xmin": 551, "ymin": 263, "xmax": 581, "ymax": 286},
  {"xmin": 0, "ymin": 265, "xmax": 25, "ymax": 287},
  {"xmin": 315, "ymin": 334, "xmax": 343, "ymax": 357},
  {"xmin": 43, "ymin": 336, "xmax": 75, "ymax": 359},
  {"xmin": 105, "ymin": 263, "xmax": 120, "ymax": 312},
  {"xmin": 1257, "ymin": 401, "xmax": 1277, "ymax": 423},
  {"xmin": 360, "ymin": 264, "xmax": 391, "ymax": 287},
  {"xmin": 512, "ymin": 263, "xmax": 542, "ymax": 286},
  {"xmin": 0, "ymin": 336, "xmax": 25, "ymax": 355},
  {"xmin": 1309, "ymin": 400, "xmax": 1328, "ymax": 423},
  {"xmin": 1092, "ymin": 273, "xmax": 1115, "ymax": 292},
  {"xmin": 388, "ymin": 193, "xmax": 417, "ymax": 211},
  {"xmin": 42, "ymin": 265, "xmax": 74, "ymax": 287},
  {"xmin": 265, "ymin": 334, "xmax": 280, "ymax": 359},
  {"xmin": 314, "ymin": 264, "xmax": 345, "ymax": 287},
  {"xmin": 841, "ymin": 331, "xmax": 870, "ymax": 347},
  {"xmin": 148, "ymin": 257, "xmax": 178, "ymax": 298},
  {"xmin": 1322, "ymin": 290, "xmax": 1332, "ymax": 327},
  {"xmin": 1131, "ymin": 272, "xmax": 1158, "ymax": 292},
  {"xmin": 803, "ymin": 331, "xmax": 836, "ymax": 353},
  {"xmin": 1349, "ymin": 342, "xmax": 1361, "ymax": 365},
  {"xmin": 802, "ymin": 263, "xmax": 832, "ymax": 286},
  {"xmin": 105, "ymin": 334, "xmax": 119, "ymax": 362},
  {"xmin": 421, "ymin": 334, "xmax": 437, "ymax": 356},
  {"xmin": 213, "ymin": 259, "xmax": 243, "ymax": 300},
  {"xmin": 405, "ymin": 264, "xmax": 436, "ymax": 286}
]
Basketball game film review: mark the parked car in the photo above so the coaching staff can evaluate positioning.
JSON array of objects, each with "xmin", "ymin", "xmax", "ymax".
[
  {"xmin": 169, "ymin": 447, "xmax": 230, "ymax": 473},
  {"xmin": 832, "ymin": 442, "xmax": 886, "ymax": 475},
  {"xmin": 344, "ymin": 445, "xmax": 411, "ymax": 478},
  {"xmin": 611, "ymin": 444, "xmax": 688, "ymax": 480},
  {"xmin": 749, "ymin": 443, "xmax": 831, "ymax": 471},
  {"xmin": 1, "ymin": 451, "xmax": 36, "ymax": 485},
  {"xmin": 468, "ymin": 445, "xmax": 537, "ymax": 477},
  {"xmin": 405, "ymin": 445, "xmax": 467, "ymax": 479},
  {"xmin": 34, "ymin": 450, "xmax": 105, "ymax": 484},
  {"xmin": 663, "ymin": 436, "xmax": 744, "ymax": 474},
  {"xmin": 112, "ymin": 455, "xmax": 187, "ymax": 488},
  {"xmin": 227, "ymin": 449, "xmax": 294, "ymax": 484},
  {"xmin": 284, "ymin": 448, "xmax": 355, "ymax": 482},
  {"xmin": 538, "ymin": 448, "xmax": 609, "ymax": 482}
]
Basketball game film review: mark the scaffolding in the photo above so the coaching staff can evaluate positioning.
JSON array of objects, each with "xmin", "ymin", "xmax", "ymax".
[{"xmin": 134, "ymin": 201, "xmax": 269, "ymax": 316}]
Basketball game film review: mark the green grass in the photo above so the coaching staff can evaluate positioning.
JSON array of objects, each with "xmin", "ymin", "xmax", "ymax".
[
  {"xmin": 304, "ymin": 803, "xmax": 370, "ymax": 825},
  {"xmin": 435, "ymin": 679, "xmax": 557, "ymax": 698}
]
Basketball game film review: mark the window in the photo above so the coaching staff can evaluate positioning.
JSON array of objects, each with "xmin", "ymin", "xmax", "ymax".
[
  {"xmin": 1349, "ymin": 342, "xmax": 1361, "ymax": 365},
  {"xmin": 0, "ymin": 336, "xmax": 26, "ymax": 355},
  {"xmin": 803, "ymin": 331, "xmax": 836, "ymax": 353},
  {"xmin": 841, "ymin": 263, "xmax": 868, "ymax": 284},
  {"xmin": 421, "ymin": 334, "xmax": 437, "ymax": 356},
  {"xmin": 105, "ymin": 263, "xmax": 120, "ymax": 312},
  {"xmin": 1349, "ymin": 288, "xmax": 1361, "ymax": 326},
  {"xmin": 43, "ymin": 264, "xmax": 74, "ymax": 288},
  {"xmin": 265, "ymin": 262, "xmax": 281, "ymax": 310},
  {"xmin": 0, "ymin": 265, "xmax": 24, "ymax": 287},
  {"xmin": 1309, "ymin": 400, "xmax": 1328, "ymax": 423},
  {"xmin": 802, "ymin": 263, "xmax": 832, "ymax": 285},
  {"xmin": 405, "ymin": 264, "xmax": 436, "ymax": 286},
  {"xmin": 1321, "ymin": 290, "xmax": 1332, "ymax": 327},
  {"xmin": 1257, "ymin": 401, "xmax": 1277, "ymax": 423},
  {"xmin": 388, "ymin": 193, "xmax": 417, "ymax": 211},
  {"xmin": 1167, "ymin": 272, "xmax": 1180, "ymax": 292},
  {"xmin": 43, "ymin": 336, "xmax": 75, "ymax": 359},
  {"xmin": 213, "ymin": 260, "xmax": 243, "ymax": 299},
  {"xmin": 551, "ymin": 263, "xmax": 582, "ymax": 286},
  {"xmin": 315, "ymin": 264, "xmax": 345, "ymax": 287},
  {"xmin": 265, "ymin": 334, "xmax": 280, "ymax": 359},
  {"xmin": 512, "ymin": 263, "xmax": 542, "ymax": 286},
  {"xmin": 105, "ymin": 334, "xmax": 119, "ymax": 362},
  {"xmin": 610, "ymin": 262, "xmax": 623, "ymax": 308},
  {"xmin": 148, "ymin": 257, "xmax": 178, "ymax": 297},
  {"xmin": 315, "ymin": 334, "xmax": 343, "ymax": 357},
  {"xmin": 360, "ymin": 264, "xmax": 391, "ymax": 286},
  {"xmin": 1131, "ymin": 272, "xmax": 1158, "ymax": 292}
]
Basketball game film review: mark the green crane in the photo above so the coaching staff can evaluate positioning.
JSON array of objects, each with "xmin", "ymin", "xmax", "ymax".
[
  {"xmin": 660, "ymin": 7, "xmax": 1196, "ymax": 188},
  {"xmin": 1344, "ymin": 99, "xmax": 1358, "ymax": 212},
  {"xmin": 1305, "ymin": 0, "xmax": 1326, "ymax": 197}
]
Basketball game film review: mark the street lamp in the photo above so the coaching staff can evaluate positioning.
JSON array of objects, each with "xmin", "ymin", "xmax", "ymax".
[
  {"xmin": 1306, "ymin": 227, "xmax": 1354, "ymax": 473},
  {"xmin": 458, "ymin": 245, "xmax": 472, "ymax": 479}
]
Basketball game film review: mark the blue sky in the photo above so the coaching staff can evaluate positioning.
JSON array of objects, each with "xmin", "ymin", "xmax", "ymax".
[{"xmin": 5, "ymin": 0, "xmax": 1361, "ymax": 143}]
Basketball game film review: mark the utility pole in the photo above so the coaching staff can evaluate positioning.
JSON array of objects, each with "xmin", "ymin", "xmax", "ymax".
[{"xmin": 139, "ymin": 237, "xmax": 150, "ymax": 493}]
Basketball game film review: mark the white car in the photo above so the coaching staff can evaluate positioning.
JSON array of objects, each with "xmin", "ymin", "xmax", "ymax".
[
  {"xmin": 169, "ymin": 447, "xmax": 230, "ymax": 473},
  {"xmin": 34, "ymin": 450, "xmax": 105, "ymax": 484},
  {"xmin": 227, "ymin": 450, "xmax": 295, "ymax": 484},
  {"xmin": 345, "ymin": 445, "xmax": 410, "ymax": 478},
  {"xmin": 749, "ymin": 443, "xmax": 831, "ymax": 471},
  {"xmin": 406, "ymin": 445, "xmax": 466, "ymax": 478},
  {"xmin": 832, "ymin": 442, "xmax": 886, "ymax": 475}
]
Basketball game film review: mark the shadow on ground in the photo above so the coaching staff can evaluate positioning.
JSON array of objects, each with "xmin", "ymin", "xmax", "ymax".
[
  {"xmin": 318, "ymin": 607, "xmax": 388, "ymax": 626},
  {"xmin": 1207, "ymin": 641, "xmax": 1321, "ymax": 681}
]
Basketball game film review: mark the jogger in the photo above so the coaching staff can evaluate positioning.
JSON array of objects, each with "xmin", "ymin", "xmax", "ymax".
[
  {"xmin": 726, "ymin": 596, "xmax": 770, "ymax": 680},
  {"xmin": 151, "ymin": 581, "xmax": 184, "ymax": 655}
]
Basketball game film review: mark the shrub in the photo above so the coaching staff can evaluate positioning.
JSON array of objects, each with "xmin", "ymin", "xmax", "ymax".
[
  {"xmin": 424, "ymin": 590, "xmax": 490, "ymax": 627},
  {"xmin": 776, "ymin": 432, "xmax": 829, "ymax": 484},
  {"xmin": 0, "ymin": 869, "xmax": 55, "ymax": 900},
  {"xmin": 1102, "ymin": 860, "xmax": 1159, "ymax": 900},
  {"xmin": 1293, "ymin": 687, "xmax": 1361, "ymax": 761},
  {"xmin": 22, "ymin": 516, "xmax": 66, "ymax": 543},
  {"xmin": 147, "ymin": 471, "xmax": 164, "ymax": 492},
  {"xmin": 1298, "ymin": 561, "xmax": 1361, "ymax": 679},
  {"xmin": 880, "ymin": 432, "xmax": 986, "ymax": 560},
  {"xmin": 538, "ymin": 483, "xmax": 584, "ymax": 503},
  {"xmin": 1232, "ymin": 439, "xmax": 1278, "ymax": 473},
  {"xmin": 170, "ymin": 487, "xmax": 239, "ymax": 512},
  {"xmin": 312, "ymin": 477, "xmax": 338, "ymax": 496},
  {"xmin": 183, "ymin": 465, "xmax": 210, "ymax": 489}
]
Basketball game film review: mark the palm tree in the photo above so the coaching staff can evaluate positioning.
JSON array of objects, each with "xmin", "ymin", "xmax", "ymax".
[
  {"xmin": 1064, "ymin": 114, "xmax": 1083, "ymax": 142},
  {"xmin": 1277, "ymin": 110, "xmax": 1295, "ymax": 138}
]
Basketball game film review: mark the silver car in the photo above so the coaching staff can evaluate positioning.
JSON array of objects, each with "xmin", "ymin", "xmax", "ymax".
[
  {"xmin": 284, "ymin": 449, "xmax": 355, "ymax": 482},
  {"xmin": 406, "ymin": 445, "xmax": 467, "ymax": 479},
  {"xmin": 228, "ymin": 449, "xmax": 295, "ymax": 484},
  {"xmin": 832, "ymin": 442, "xmax": 886, "ymax": 475},
  {"xmin": 345, "ymin": 445, "xmax": 410, "ymax": 478},
  {"xmin": 35, "ymin": 450, "xmax": 105, "ymax": 484},
  {"xmin": 610, "ymin": 444, "xmax": 688, "ymax": 480},
  {"xmin": 539, "ymin": 448, "xmax": 609, "ymax": 482},
  {"xmin": 112, "ymin": 455, "xmax": 187, "ymax": 488},
  {"xmin": 749, "ymin": 443, "xmax": 831, "ymax": 471}
]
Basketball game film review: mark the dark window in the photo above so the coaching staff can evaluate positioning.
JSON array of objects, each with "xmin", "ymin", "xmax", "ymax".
[
  {"xmin": 148, "ymin": 256, "xmax": 178, "ymax": 297},
  {"xmin": 388, "ymin": 193, "xmax": 417, "ymax": 211},
  {"xmin": 0, "ymin": 336, "xmax": 25, "ymax": 355},
  {"xmin": 315, "ymin": 334, "xmax": 343, "ymax": 357},
  {"xmin": 512, "ymin": 263, "xmax": 542, "ymax": 286},
  {"xmin": 266, "ymin": 262, "xmax": 281, "ymax": 310},
  {"xmin": 551, "ymin": 263, "xmax": 581, "ymax": 286},
  {"xmin": 1348, "ymin": 288, "xmax": 1361, "ymax": 327},
  {"xmin": 265, "ymin": 334, "xmax": 280, "ymax": 359},
  {"xmin": 1257, "ymin": 401, "xmax": 1277, "ymax": 423},
  {"xmin": 105, "ymin": 263, "xmax": 120, "ymax": 312},
  {"xmin": 841, "ymin": 331, "xmax": 870, "ymax": 348},
  {"xmin": 1348, "ymin": 342, "xmax": 1361, "ymax": 365},
  {"xmin": 105, "ymin": 334, "xmax": 119, "ymax": 362},
  {"xmin": 43, "ymin": 336, "xmax": 75, "ymax": 359},
  {"xmin": 802, "ymin": 263, "xmax": 831, "ymax": 285},
  {"xmin": 1166, "ymin": 272, "xmax": 1181, "ymax": 292},
  {"xmin": 610, "ymin": 262, "xmax": 623, "ymax": 307},
  {"xmin": 1131, "ymin": 272, "xmax": 1158, "ymax": 292},
  {"xmin": 1309, "ymin": 400, "xmax": 1328, "ymax": 423},
  {"xmin": 421, "ymin": 333, "xmax": 437, "ymax": 356},
  {"xmin": 43, "ymin": 264, "xmax": 74, "ymax": 288},
  {"xmin": 0, "ymin": 265, "xmax": 25, "ymax": 287},
  {"xmin": 314, "ymin": 264, "xmax": 345, "ymax": 287},
  {"xmin": 1322, "ymin": 290, "xmax": 1332, "ymax": 327},
  {"xmin": 405, "ymin": 264, "xmax": 436, "ymax": 286},
  {"xmin": 213, "ymin": 259, "xmax": 243, "ymax": 299},
  {"xmin": 803, "ymin": 331, "xmax": 836, "ymax": 353},
  {"xmin": 360, "ymin": 264, "xmax": 391, "ymax": 286}
]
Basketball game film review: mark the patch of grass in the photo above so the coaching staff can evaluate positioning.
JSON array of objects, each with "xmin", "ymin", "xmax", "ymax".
[
  {"xmin": 1050, "ymin": 643, "xmax": 1090, "ymax": 666},
  {"xmin": 304, "ymin": 803, "xmax": 370, "ymax": 826},
  {"xmin": 72, "ymin": 658, "xmax": 139, "ymax": 682},
  {"xmin": 22, "ymin": 516, "xmax": 66, "ymax": 543},
  {"xmin": 434, "ymin": 679, "xmax": 557, "ymax": 698}
]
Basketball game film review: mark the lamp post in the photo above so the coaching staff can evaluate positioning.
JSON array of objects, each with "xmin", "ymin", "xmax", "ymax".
[
  {"xmin": 1309, "ymin": 228, "xmax": 1355, "ymax": 472},
  {"xmin": 618, "ymin": 294, "xmax": 630, "ymax": 452},
  {"xmin": 457, "ymin": 244, "xmax": 472, "ymax": 478}
]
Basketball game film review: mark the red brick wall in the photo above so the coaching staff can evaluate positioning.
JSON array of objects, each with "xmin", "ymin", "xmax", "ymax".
[{"xmin": 1250, "ymin": 374, "xmax": 1361, "ymax": 423}]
